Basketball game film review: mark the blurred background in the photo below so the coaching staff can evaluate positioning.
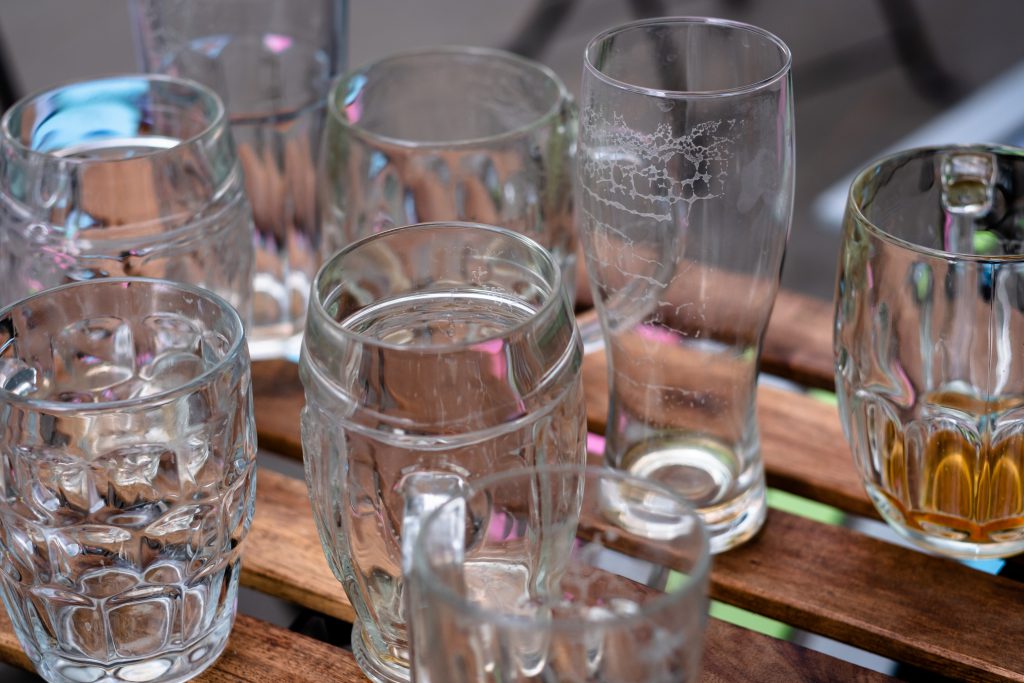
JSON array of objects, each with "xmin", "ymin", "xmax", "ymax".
[{"xmin": 4, "ymin": 0, "xmax": 1024, "ymax": 302}]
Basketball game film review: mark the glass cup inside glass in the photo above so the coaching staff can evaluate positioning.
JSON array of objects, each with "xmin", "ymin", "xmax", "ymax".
[
  {"xmin": 0, "ymin": 277, "xmax": 258, "ymax": 683},
  {"xmin": 321, "ymin": 46, "xmax": 578, "ymax": 305},
  {"xmin": 577, "ymin": 17, "xmax": 794, "ymax": 553},
  {"xmin": 836, "ymin": 144, "xmax": 1024, "ymax": 559},
  {"xmin": 0, "ymin": 74, "xmax": 254, "ymax": 327},
  {"xmin": 299, "ymin": 222, "xmax": 587, "ymax": 683},
  {"xmin": 408, "ymin": 464, "xmax": 711, "ymax": 683}
]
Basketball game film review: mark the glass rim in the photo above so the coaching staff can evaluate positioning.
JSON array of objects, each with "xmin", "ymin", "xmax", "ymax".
[
  {"xmin": 412, "ymin": 463, "xmax": 711, "ymax": 634},
  {"xmin": 0, "ymin": 277, "xmax": 246, "ymax": 414},
  {"xmin": 583, "ymin": 16, "xmax": 792, "ymax": 99},
  {"xmin": 308, "ymin": 221, "xmax": 567, "ymax": 354},
  {"xmin": 327, "ymin": 45, "xmax": 571, "ymax": 150},
  {"xmin": 847, "ymin": 143, "xmax": 1024, "ymax": 263},
  {"xmin": 0, "ymin": 73, "xmax": 227, "ymax": 166}
]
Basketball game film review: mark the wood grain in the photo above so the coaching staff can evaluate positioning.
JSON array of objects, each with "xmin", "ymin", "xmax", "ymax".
[
  {"xmin": 760, "ymin": 290, "xmax": 835, "ymax": 391},
  {"xmin": 0, "ymin": 609, "xmax": 367, "ymax": 683},
  {"xmin": 712, "ymin": 509, "xmax": 1024, "ymax": 682},
  {"xmin": 242, "ymin": 468, "xmax": 355, "ymax": 622},
  {"xmin": 703, "ymin": 619, "xmax": 890, "ymax": 683}
]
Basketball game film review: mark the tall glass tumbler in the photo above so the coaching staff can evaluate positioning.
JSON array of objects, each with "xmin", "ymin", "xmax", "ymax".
[
  {"xmin": 409, "ymin": 465, "xmax": 711, "ymax": 683},
  {"xmin": 0, "ymin": 74, "xmax": 254, "ymax": 320},
  {"xmin": 321, "ymin": 46, "xmax": 578, "ymax": 303},
  {"xmin": 836, "ymin": 145, "xmax": 1024, "ymax": 559},
  {"xmin": 131, "ymin": 0, "xmax": 348, "ymax": 358},
  {"xmin": 0, "ymin": 278, "xmax": 257, "ymax": 683},
  {"xmin": 300, "ymin": 223, "xmax": 587, "ymax": 683},
  {"xmin": 577, "ymin": 18, "xmax": 795, "ymax": 553}
]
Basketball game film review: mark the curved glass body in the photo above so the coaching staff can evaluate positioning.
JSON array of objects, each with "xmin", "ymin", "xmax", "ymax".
[
  {"xmin": 321, "ymin": 46, "xmax": 578, "ymax": 303},
  {"xmin": 836, "ymin": 145, "xmax": 1024, "ymax": 559},
  {"xmin": 409, "ymin": 465, "xmax": 710, "ymax": 682},
  {"xmin": 299, "ymin": 223, "xmax": 587, "ymax": 682},
  {"xmin": 577, "ymin": 18, "xmax": 794, "ymax": 552},
  {"xmin": 0, "ymin": 278, "xmax": 257, "ymax": 683},
  {"xmin": 0, "ymin": 75, "xmax": 254, "ymax": 324}
]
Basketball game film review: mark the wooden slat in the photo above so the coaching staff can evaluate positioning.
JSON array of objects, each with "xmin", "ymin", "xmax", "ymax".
[
  {"xmin": 702, "ymin": 619, "xmax": 889, "ymax": 683},
  {"xmin": 242, "ymin": 469, "xmax": 355, "ymax": 622},
  {"xmin": 761, "ymin": 290, "xmax": 835, "ymax": 391},
  {"xmin": 0, "ymin": 609, "xmax": 366, "ymax": 682},
  {"xmin": 712, "ymin": 508, "xmax": 1024, "ymax": 683}
]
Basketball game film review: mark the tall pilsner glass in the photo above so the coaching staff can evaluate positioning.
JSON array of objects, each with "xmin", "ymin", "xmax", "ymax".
[
  {"xmin": 836, "ymin": 145, "xmax": 1024, "ymax": 559},
  {"xmin": 131, "ymin": 0, "xmax": 348, "ymax": 358},
  {"xmin": 300, "ymin": 223, "xmax": 587, "ymax": 683},
  {"xmin": 577, "ymin": 18, "xmax": 794, "ymax": 552},
  {"xmin": 321, "ymin": 47, "xmax": 578, "ymax": 302}
]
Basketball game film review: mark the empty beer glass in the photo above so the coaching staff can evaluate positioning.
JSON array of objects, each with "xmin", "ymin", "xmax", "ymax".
[
  {"xmin": 408, "ymin": 465, "xmax": 711, "ymax": 683},
  {"xmin": 131, "ymin": 0, "xmax": 348, "ymax": 358},
  {"xmin": 320, "ymin": 46, "xmax": 578, "ymax": 302},
  {"xmin": 577, "ymin": 18, "xmax": 795, "ymax": 553},
  {"xmin": 836, "ymin": 145, "xmax": 1024, "ymax": 559},
  {"xmin": 0, "ymin": 278, "xmax": 257, "ymax": 683},
  {"xmin": 0, "ymin": 74, "xmax": 254, "ymax": 321},
  {"xmin": 300, "ymin": 223, "xmax": 587, "ymax": 682}
]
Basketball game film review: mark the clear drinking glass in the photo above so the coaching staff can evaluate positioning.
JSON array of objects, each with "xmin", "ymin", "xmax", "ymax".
[
  {"xmin": 0, "ymin": 74, "xmax": 254, "ymax": 321},
  {"xmin": 836, "ymin": 145, "xmax": 1024, "ymax": 559},
  {"xmin": 300, "ymin": 222, "xmax": 587, "ymax": 683},
  {"xmin": 0, "ymin": 278, "xmax": 258, "ymax": 683},
  {"xmin": 131, "ymin": 0, "xmax": 348, "ymax": 358},
  {"xmin": 321, "ymin": 46, "xmax": 578, "ymax": 303},
  {"xmin": 577, "ymin": 18, "xmax": 795, "ymax": 553},
  {"xmin": 408, "ymin": 464, "xmax": 710, "ymax": 683}
]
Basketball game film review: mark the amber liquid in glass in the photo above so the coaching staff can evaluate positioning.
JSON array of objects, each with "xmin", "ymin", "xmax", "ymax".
[{"xmin": 877, "ymin": 390, "xmax": 1024, "ymax": 543}]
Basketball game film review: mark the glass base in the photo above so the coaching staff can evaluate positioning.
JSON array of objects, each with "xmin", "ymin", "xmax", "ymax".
[
  {"xmin": 32, "ymin": 608, "xmax": 233, "ymax": 683},
  {"xmin": 867, "ymin": 486, "xmax": 1024, "ymax": 559},
  {"xmin": 701, "ymin": 476, "xmax": 767, "ymax": 554},
  {"xmin": 352, "ymin": 621, "xmax": 411, "ymax": 683}
]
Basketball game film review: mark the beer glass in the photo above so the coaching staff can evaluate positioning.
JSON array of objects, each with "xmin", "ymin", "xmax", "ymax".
[
  {"xmin": 0, "ymin": 278, "xmax": 257, "ymax": 683},
  {"xmin": 131, "ymin": 0, "xmax": 348, "ymax": 358},
  {"xmin": 300, "ymin": 222, "xmax": 587, "ymax": 682},
  {"xmin": 836, "ymin": 145, "xmax": 1024, "ymax": 559},
  {"xmin": 577, "ymin": 18, "xmax": 795, "ymax": 553},
  {"xmin": 408, "ymin": 465, "xmax": 711, "ymax": 682},
  {"xmin": 320, "ymin": 46, "xmax": 578, "ymax": 303},
  {"xmin": 0, "ymin": 74, "xmax": 253, "ymax": 321}
]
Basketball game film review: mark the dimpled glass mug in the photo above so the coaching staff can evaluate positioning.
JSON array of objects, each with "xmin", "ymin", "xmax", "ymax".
[
  {"xmin": 836, "ymin": 145, "xmax": 1024, "ymax": 558},
  {"xmin": 0, "ymin": 278, "xmax": 257, "ymax": 683},
  {"xmin": 300, "ymin": 222, "xmax": 587, "ymax": 682}
]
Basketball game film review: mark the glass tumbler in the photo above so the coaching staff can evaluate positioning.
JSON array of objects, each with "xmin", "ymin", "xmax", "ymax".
[
  {"xmin": 836, "ymin": 145, "xmax": 1024, "ymax": 559},
  {"xmin": 0, "ymin": 278, "xmax": 258, "ymax": 683},
  {"xmin": 0, "ymin": 74, "xmax": 254, "ymax": 321},
  {"xmin": 408, "ymin": 464, "xmax": 710, "ymax": 683},
  {"xmin": 577, "ymin": 18, "xmax": 795, "ymax": 553},
  {"xmin": 131, "ymin": 0, "xmax": 348, "ymax": 359},
  {"xmin": 300, "ymin": 222, "xmax": 587, "ymax": 683},
  {"xmin": 321, "ymin": 46, "xmax": 578, "ymax": 303}
]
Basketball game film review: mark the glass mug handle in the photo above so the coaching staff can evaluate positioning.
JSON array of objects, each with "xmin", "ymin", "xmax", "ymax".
[{"xmin": 401, "ymin": 471, "xmax": 468, "ymax": 575}]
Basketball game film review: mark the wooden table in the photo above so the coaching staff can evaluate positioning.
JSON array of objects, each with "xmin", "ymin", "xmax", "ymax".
[{"xmin": 1, "ymin": 289, "xmax": 1022, "ymax": 682}]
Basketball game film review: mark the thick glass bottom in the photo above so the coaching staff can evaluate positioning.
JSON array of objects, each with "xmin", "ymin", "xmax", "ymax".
[
  {"xmin": 32, "ymin": 607, "xmax": 234, "ymax": 683},
  {"xmin": 352, "ymin": 620, "xmax": 411, "ymax": 683}
]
